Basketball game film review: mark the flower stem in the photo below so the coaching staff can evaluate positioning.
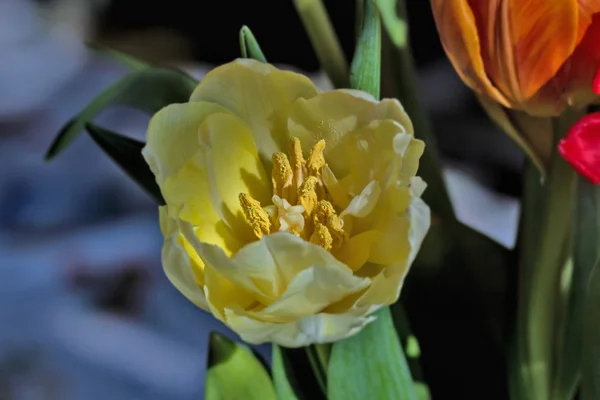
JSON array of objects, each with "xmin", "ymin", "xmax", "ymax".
[
  {"xmin": 386, "ymin": 0, "xmax": 456, "ymax": 223},
  {"xmin": 294, "ymin": 0, "xmax": 349, "ymax": 89},
  {"xmin": 516, "ymin": 110, "xmax": 581, "ymax": 400},
  {"xmin": 306, "ymin": 344, "xmax": 327, "ymax": 394}
]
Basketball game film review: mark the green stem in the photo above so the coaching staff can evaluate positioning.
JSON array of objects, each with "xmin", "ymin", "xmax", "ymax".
[
  {"xmin": 350, "ymin": 0, "xmax": 381, "ymax": 98},
  {"xmin": 306, "ymin": 345, "xmax": 327, "ymax": 394},
  {"xmin": 387, "ymin": 0, "xmax": 456, "ymax": 223},
  {"xmin": 294, "ymin": 0, "xmax": 349, "ymax": 89},
  {"xmin": 518, "ymin": 110, "xmax": 581, "ymax": 400}
]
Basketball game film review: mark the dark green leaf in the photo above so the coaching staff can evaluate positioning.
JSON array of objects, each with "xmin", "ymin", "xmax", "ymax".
[
  {"xmin": 404, "ymin": 220, "xmax": 512, "ymax": 398},
  {"xmin": 87, "ymin": 43, "xmax": 149, "ymax": 71},
  {"xmin": 582, "ymin": 258, "xmax": 600, "ymax": 400},
  {"xmin": 350, "ymin": 0, "xmax": 381, "ymax": 98},
  {"xmin": 206, "ymin": 333, "xmax": 277, "ymax": 400},
  {"xmin": 391, "ymin": 303, "xmax": 426, "ymax": 384},
  {"xmin": 239, "ymin": 26, "xmax": 267, "ymax": 63},
  {"xmin": 45, "ymin": 68, "xmax": 197, "ymax": 160},
  {"xmin": 272, "ymin": 345, "xmax": 326, "ymax": 400},
  {"xmin": 272, "ymin": 345, "xmax": 300, "ymax": 400},
  {"xmin": 328, "ymin": 307, "xmax": 417, "ymax": 400},
  {"xmin": 384, "ymin": 0, "xmax": 455, "ymax": 222},
  {"xmin": 85, "ymin": 123, "xmax": 164, "ymax": 205},
  {"xmin": 294, "ymin": 0, "xmax": 348, "ymax": 88},
  {"xmin": 577, "ymin": 181, "xmax": 600, "ymax": 400}
]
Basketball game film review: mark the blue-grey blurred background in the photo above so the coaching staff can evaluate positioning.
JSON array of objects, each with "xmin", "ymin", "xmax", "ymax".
[{"xmin": 0, "ymin": 0, "xmax": 523, "ymax": 398}]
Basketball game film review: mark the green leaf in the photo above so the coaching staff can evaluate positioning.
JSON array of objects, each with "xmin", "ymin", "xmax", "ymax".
[
  {"xmin": 350, "ymin": 0, "xmax": 381, "ymax": 98},
  {"xmin": 272, "ymin": 345, "xmax": 300, "ymax": 400},
  {"xmin": 405, "ymin": 220, "xmax": 512, "ymax": 397},
  {"xmin": 271, "ymin": 345, "xmax": 326, "ymax": 400},
  {"xmin": 554, "ymin": 178, "xmax": 600, "ymax": 399},
  {"xmin": 376, "ymin": 0, "xmax": 408, "ymax": 48},
  {"xmin": 576, "ymin": 181, "xmax": 600, "ymax": 400},
  {"xmin": 383, "ymin": 0, "xmax": 455, "ymax": 222},
  {"xmin": 239, "ymin": 26, "xmax": 267, "ymax": 63},
  {"xmin": 85, "ymin": 124, "xmax": 164, "ymax": 205},
  {"xmin": 45, "ymin": 68, "xmax": 197, "ymax": 161},
  {"xmin": 582, "ymin": 258, "xmax": 600, "ymax": 400},
  {"xmin": 206, "ymin": 333, "xmax": 277, "ymax": 400},
  {"xmin": 328, "ymin": 307, "xmax": 418, "ymax": 400},
  {"xmin": 294, "ymin": 0, "xmax": 349, "ymax": 88},
  {"xmin": 87, "ymin": 43, "xmax": 149, "ymax": 71}
]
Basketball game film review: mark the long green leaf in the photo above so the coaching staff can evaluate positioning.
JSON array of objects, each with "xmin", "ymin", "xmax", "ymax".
[
  {"xmin": 45, "ymin": 68, "xmax": 197, "ymax": 160},
  {"xmin": 578, "ymin": 181, "xmax": 600, "ymax": 400},
  {"xmin": 381, "ymin": 0, "xmax": 455, "ymax": 222},
  {"xmin": 239, "ymin": 26, "xmax": 267, "ymax": 63},
  {"xmin": 350, "ymin": 0, "xmax": 381, "ymax": 98},
  {"xmin": 554, "ymin": 179, "xmax": 600, "ymax": 399},
  {"xmin": 582, "ymin": 258, "xmax": 600, "ymax": 400},
  {"xmin": 205, "ymin": 333, "xmax": 277, "ymax": 400},
  {"xmin": 85, "ymin": 124, "xmax": 164, "ymax": 205},
  {"xmin": 272, "ymin": 345, "xmax": 326, "ymax": 400},
  {"xmin": 87, "ymin": 43, "xmax": 150, "ymax": 71},
  {"xmin": 294, "ymin": 0, "xmax": 349, "ymax": 88},
  {"xmin": 272, "ymin": 345, "xmax": 300, "ymax": 400},
  {"xmin": 328, "ymin": 307, "xmax": 417, "ymax": 400}
]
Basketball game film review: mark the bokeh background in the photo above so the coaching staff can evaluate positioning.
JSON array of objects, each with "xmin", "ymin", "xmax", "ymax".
[{"xmin": 0, "ymin": 1, "xmax": 523, "ymax": 399}]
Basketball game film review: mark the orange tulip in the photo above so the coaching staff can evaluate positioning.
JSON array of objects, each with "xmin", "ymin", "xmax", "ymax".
[{"xmin": 431, "ymin": 0, "xmax": 600, "ymax": 117}]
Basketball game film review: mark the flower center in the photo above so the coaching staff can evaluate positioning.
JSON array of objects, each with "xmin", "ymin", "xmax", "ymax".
[{"xmin": 239, "ymin": 137, "xmax": 347, "ymax": 251}]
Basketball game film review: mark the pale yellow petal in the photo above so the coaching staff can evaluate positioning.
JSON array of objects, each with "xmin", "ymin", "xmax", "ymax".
[
  {"xmin": 159, "ymin": 206, "xmax": 208, "ymax": 310},
  {"xmin": 197, "ymin": 113, "xmax": 271, "ymax": 242},
  {"xmin": 190, "ymin": 59, "xmax": 319, "ymax": 165},
  {"xmin": 224, "ymin": 308, "xmax": 376, "ymax": 347},
  {"xmin": 186, "ymin": 232, "xmax": 355, "ymax": 306},
  {"xmin": 340, "ymin": 181, "xmax": 381, "ymax": 218},
  {"xmin": 142, "ymin": 102, "xmax": 231, "ymax": 185},
  {"xmin": 162, "ymin": 151, "xmax": 242, "ymax": 255},
  {"xmin": 249, "ymin": 265, "xmax": 370, "ymax": 321},
  {"xmin": 333, "ymin": 231, "xmax": 382, "ymax": 272},
  {"xmin": 287, "ymin": 90, "xmax": 413, "ymax": 177}
]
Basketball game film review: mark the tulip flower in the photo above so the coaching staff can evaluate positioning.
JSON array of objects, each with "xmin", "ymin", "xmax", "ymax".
[
  {"xmin": 431, "ymin": 0, "xmax": 600, "ymax": 115},
  {"xmin": 431, "ymin": 1, "xmax": 600, "ymax": 171},
  {"xmin": 142, "ymin": 59, "xmax": 430, "ymax": 347},
  {"xmin": 559, "ymin": 112, "xmax": 600, "ymax": 184}
]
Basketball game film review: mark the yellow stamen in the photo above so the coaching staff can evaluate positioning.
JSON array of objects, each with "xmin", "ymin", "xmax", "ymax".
[
  {"xmin": 239, "ymin": 193, "xmax": 271, "ymax": 239},
  {"xmin": 307, "ymin": 139, "xmax": 326, "ymax": 177},
  {"xmin": 313, "ymin": 200, "xmax": 347, "ymax": 248},
  {"xmin": 310, "ymin": 223, "xmax": 333, "ymax": 251},
  {"xmin": 272, "ymin": 152, "xmax": 293, "ymax": 199},
  {"xmin": 298, "ymin": 176, "xmax": 319, "ymax": 217},
  {"xmin": 288, "ymin": 137, "xmax": 306, "ymax": 203}
]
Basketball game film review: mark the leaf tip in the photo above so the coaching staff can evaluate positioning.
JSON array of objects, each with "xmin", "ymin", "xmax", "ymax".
[{"xmin": 208, "ymin": 332, "xmax": 237, "ymax": 367}]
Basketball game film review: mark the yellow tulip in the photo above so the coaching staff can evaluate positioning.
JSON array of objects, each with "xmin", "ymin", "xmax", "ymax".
[{"xmin": 143, "ymin": 59, "xmax": 430, "ymax": 347}]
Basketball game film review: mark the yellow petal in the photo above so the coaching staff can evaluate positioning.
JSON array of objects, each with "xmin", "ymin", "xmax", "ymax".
[
  {"xmin": 248, "ymin": 264, "xmax": 369, "ymax": 322},
  {"xmin": 287, "ymin": 90, "xmax": 413, "ymax": 178},
  {"xmin": 163, "ymin": 151, "xmax": 242, "ymax": 255},
  {"xmin": 340, "ymin": 181, "xmax": 381, "ymax": 219},
  {"xmin": 143, "ymin": 102, "xmax": 231, "ymax": 185},
  {"xmin": 224, "ymin": 308, "xmax": 376, "ymax": 348},
  {"xmin": 334, "ymin": 231, "xmax": 382, "ymax": 272},
  {"xmin": 190, "ymin": 59, "xmax": 319, "ymax": 166},
  {"xmin": 159, "ymin": 206, "xmax": 208, "ymax": 310},
  {"xmin": 187, "ymin": 232, "xmax": 356, "ymax": 306},
  {"xmin": 197, "ymin": 113, "xmax": 271, "ymax": 242}
]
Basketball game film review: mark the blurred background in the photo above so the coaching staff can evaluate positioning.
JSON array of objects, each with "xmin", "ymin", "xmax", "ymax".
[{"xmin": 0, "ymin": 0, "xmax": 524, "ymax": 399}]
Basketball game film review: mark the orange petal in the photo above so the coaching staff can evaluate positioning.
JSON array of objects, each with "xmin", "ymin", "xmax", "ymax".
[
  {"xmin": 430, "ymin": 0, "xmax": 510, "ymax": 106},
  {"xmin": 508, "ymin": 0, "xmax": 579, "ymax": 99},
  {"xmin": 565, "ymin": 14, "xmax": 600, "ymax": 106}
]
